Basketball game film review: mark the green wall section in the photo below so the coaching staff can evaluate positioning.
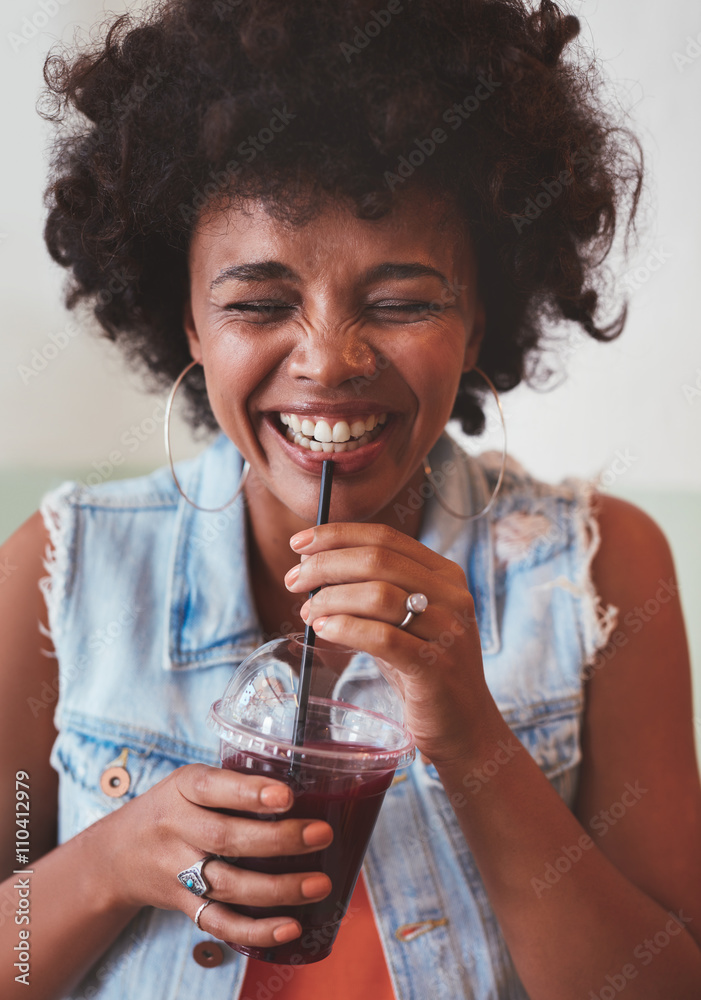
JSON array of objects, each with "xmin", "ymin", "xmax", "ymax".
[{"xmin": 2, "ymin": 468, "xmax": 700, "ymax": 767}]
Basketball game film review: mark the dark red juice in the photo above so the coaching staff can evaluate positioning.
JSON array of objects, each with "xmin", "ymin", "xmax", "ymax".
[{"xmin": 220, "ymin": 741, "xmax": 395, "ymax": 964}]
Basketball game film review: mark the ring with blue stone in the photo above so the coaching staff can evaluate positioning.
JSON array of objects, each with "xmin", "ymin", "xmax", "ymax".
[
  {"xmin": 397, "ymin": 592, "xmax": 429, "ymax": 631},
  {"xmin": 177, "ymin": 857, "xmax": 213, "ymax": 897}
]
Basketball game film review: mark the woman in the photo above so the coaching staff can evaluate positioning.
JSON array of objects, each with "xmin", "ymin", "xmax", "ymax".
[{"xmin": 1, "ymin": 0, "xmax": 700, "ymax": 997}]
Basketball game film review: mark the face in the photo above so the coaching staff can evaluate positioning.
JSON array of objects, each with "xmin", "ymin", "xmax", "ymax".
[{"xmin": 184, "ymin": 185, "xmax": 485, "ymax": 525}]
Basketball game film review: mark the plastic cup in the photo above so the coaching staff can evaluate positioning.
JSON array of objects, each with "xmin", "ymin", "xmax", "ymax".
[{"xmin": 207, "ymin": 634, "xmax": 415, "ymax": 964}]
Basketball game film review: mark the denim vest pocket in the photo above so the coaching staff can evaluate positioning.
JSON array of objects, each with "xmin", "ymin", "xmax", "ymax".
[{"xmin": 51, "ymin": 712, "xmax": 218, "ymax": 844}]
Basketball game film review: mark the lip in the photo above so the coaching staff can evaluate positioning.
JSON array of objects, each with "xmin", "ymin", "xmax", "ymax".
[{"xmin": 264, "ymin": 413, "xmax": 395, "ymax": 475}]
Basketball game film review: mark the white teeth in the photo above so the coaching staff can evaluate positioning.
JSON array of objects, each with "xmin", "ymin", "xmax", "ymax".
[
  {"xmin": 333, "ymin": 421, "xmax": 351, "ymax": 443},
  {"xmin": 314, "ymin": 420, "xmax": 333, "ymax": 443},
  {"xmin": 279, "ymin": 411, "xmax": 389, "ymax": 453}
]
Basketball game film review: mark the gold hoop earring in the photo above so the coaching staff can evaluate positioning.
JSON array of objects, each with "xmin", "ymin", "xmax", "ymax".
[
  {"xmin": 423, "ymin": 366, "xmax": 507, "ymax": 521},
  {"xmin": 164, "ymin": 358, "xmax": 250, "ymax": 512}
]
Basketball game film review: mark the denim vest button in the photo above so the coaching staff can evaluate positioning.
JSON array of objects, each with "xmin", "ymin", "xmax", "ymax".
[
  {"xmin": 192, "ymin": 941, "xmax": 224, "ymax": 968},
  {"xmin": 100, "ymin": 766, "xmax": 131, "ymax": 798}
]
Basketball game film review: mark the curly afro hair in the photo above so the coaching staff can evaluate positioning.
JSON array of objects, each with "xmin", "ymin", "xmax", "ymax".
[{"xmin": 41, "ymin": 0, "xmax": 644, "ymax": 436}]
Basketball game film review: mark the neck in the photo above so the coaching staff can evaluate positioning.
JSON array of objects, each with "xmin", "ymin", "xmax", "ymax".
[{"xmin": 243, "ymin": 463, "xmax": 427, "ymax": 640}]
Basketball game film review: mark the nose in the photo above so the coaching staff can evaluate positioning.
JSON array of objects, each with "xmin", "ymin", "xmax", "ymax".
[{"xmin": 287, "ymin": 327, "xmax": 379, "ymax": 388}]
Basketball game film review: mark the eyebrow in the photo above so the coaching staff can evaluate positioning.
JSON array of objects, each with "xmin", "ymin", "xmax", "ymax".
[{"xmin": 209, "ymin": 260, "xmax": 452, "ymax": 290}]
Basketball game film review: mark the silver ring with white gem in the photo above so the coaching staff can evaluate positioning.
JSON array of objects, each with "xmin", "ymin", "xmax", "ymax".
[
  {"xmin": 397, "ymin": 593, "xmax": 429, "ymax": 630},
  {"xmin": 177, "ymin": 856, "xmax": 214, "ymax": 897}
]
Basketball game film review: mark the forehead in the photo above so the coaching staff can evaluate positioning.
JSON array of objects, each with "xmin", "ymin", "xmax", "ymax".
[{"xmin": 188, "ymin": 187, "xmax": 475, "ymax": 285}]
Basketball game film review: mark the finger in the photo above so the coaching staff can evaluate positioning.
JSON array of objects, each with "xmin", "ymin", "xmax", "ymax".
[
  {"xmin": 178, "ymin": 799, "xmax": 334, "ymax": 859},
  {"xmin": 201, "ymin": 859, "xmax": 333, "ymax": 907},
  {"xmin": 301, "ymin": 581, "xmax": 435, "ymax": 638},
  {"xmin": 290, "ymin": 521, "xmax": 446, "ymax": 572},
  {"xmin": 312, "ymin": 613, "xmax": 424, "ymax": 676},
  {"xmin": 188, "ymin": 898, "xmax": 302, "ymax": 949},
  {"xmin": 286, "ymin": 545, "xmax": 436, "ymax": 596},
  {"xmin": 174, "ymin": 764, "xmax": 294, "ymax": 814}
]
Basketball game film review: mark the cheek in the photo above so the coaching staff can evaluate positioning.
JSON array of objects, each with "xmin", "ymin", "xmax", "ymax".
[
  {"xmin": 201, "ymin": 335, "xmax": 271, "ymax": 407},
  {"xmin": 407, "ymin": 338, "xmax": 464, "ymax": 418}
]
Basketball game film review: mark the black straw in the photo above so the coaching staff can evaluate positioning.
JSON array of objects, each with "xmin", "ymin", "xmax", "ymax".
[{"xmin": 292, "ymin": 459, "xmax": 334, "ymax": 748}]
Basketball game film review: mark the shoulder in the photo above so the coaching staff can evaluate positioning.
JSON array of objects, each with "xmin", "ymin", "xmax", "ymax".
[{"xmin": 590, "ymin": 492, "xmax": 675, "ymax": 602}]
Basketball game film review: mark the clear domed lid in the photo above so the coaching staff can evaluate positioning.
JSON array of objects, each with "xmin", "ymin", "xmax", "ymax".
[{"xmin": 208, "ymin": 634, "xmax": 415, "ymax": 771}]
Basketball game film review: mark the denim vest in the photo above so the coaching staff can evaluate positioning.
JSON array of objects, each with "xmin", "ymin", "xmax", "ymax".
[{"xmin": 39, "ymin": 431, "xmax": 615, "ymax": 1000}]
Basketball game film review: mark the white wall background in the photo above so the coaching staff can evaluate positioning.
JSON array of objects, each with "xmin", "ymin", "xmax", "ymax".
[{"xmin": 0, "ymin": 0, "xmax": 700, "ymax": 491}]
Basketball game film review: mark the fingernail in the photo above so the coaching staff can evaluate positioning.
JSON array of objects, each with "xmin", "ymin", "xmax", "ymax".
[
  {"xmin": 301, "ymin": 875, "xmax": 331, "ymax": 899},
  {"xmin": 273, "ymin": 921, "xmax": 301, "ymax": 943},
  {"xmin": 290, "ymin": 528, "xmax": 314, "ymax": 550},
  {"xmin": 284, "ymin": 564, "xmax": 300, "ymax": 587},
  {"xmin": 312, "ymin": 616, "xmax": 328, "ymax": 634},
  {"xmin": 300, "ymin": 601, "xmax": 310, "ymax": 622},
  {"xmin": 303, "ymin": 822, "xmax": 333, "ymax": 847},
  {"xmin": 260, "ymin": 785, "xmax": 292, "ymax": 808}
]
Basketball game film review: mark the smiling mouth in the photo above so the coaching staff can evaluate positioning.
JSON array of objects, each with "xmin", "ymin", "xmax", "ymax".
[{"xmin": 277, "ymin": 412, "xmax": 388, "ymax": 453}]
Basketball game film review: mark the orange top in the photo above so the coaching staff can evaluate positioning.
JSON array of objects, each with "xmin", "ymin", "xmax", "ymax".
[{"xmin": 239, "ymin": 871, "xmax": 396, "ymax": 999}]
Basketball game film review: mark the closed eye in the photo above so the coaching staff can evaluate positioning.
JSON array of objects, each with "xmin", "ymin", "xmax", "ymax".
[
  {"xmin": 223, "ymin": 301, "xmax": 294, "ymax": 321},
  {"xmin": 369, "ymin": 301, "xmax": 447, "ymax": 320},
  {"xmin": 222, "ymin": 300, "xmax": 448, "ymax": 323}
]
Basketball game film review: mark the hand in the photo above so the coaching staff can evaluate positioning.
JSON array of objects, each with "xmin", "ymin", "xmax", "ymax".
[
  {"xmin": 102, "ymin": 764, "xmax": 334, "ymax": 949},
  {"xmin": 286, "ymin": 522, "xmax": 497, "ymax": 766}
]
